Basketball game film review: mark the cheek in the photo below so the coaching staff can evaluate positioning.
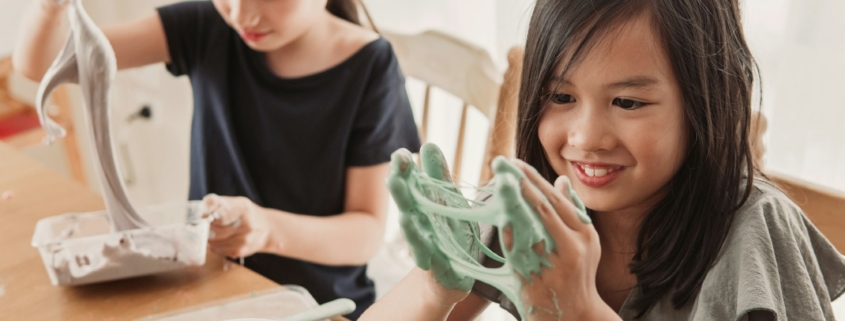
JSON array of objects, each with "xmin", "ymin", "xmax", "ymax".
[
  {"xmin": 537, "ymin": 111, "xmax": 564, "ymax": 161},
  {"xmin": 629, "ymin": 113, "xmax": 688, "ymax": 186}
]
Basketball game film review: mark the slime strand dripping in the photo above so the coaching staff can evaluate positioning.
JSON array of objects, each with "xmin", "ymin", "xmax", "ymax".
[{"xmin": 35, "ymin": 0, "xmax": 149, "ymax": 231}]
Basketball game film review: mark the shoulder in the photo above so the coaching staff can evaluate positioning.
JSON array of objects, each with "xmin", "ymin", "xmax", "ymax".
[
  {"xmin": 728, "ymin": 178, "xmax": 832, "ymax": 256},
  {"xmin": 338, "ymin": 26, "xmax": 399, "ymax": 78},
  {"xmin": 732, "ymin": 178, "xmax": 803, "ymax": 234},
  {"xmin": 158, "ymin": 1, "xmax": 218, "ymax": 21},
  {"xmin": 686, "ymin": 177, "xmax": 845, "ymax": 321},
  {"xmin": 330, "ymin": 15, "xmax": 382, "ymax": 54},
  {"xmin": 157, "ymin": 1, "xmax": 229, "ymax": 33},
  {"xmin": 355, "ymin": 37, "xmax": 399, "ymax": 74}
]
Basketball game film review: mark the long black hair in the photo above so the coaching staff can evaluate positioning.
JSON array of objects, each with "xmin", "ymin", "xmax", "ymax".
[
  {"xmin": 326, "ymin": 0, "xmax": 359, "ymax": 24},
  {"xmin": 516, "ymin": 0, "xmax": 758, "ymax": 316},
  {"xmin": 326, "ymin": 0, "xmax": 378, "ymax": 32}
]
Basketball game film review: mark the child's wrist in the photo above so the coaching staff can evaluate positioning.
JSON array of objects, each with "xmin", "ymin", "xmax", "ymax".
[{"xmin": 416, "ymin": 268, "xmax": 469, "ymax": 307}]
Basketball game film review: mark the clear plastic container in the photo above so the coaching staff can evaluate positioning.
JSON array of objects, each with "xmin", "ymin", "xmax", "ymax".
[
  {"xmin": 138, "ymin": 286, "xmax": 321, "ymax": 321},
  {"xmin": 31, "ymin": 201, "xmax": 210, "ymax": 286}
]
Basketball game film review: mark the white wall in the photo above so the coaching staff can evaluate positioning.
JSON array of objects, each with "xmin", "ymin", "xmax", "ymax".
[
  {"xmin": 744, "ymin": 0, "xmax": 845, "ymax": 192},
  {"xmin": 0, "ymin": 1, "xmax": 30, "ymax": 56}
]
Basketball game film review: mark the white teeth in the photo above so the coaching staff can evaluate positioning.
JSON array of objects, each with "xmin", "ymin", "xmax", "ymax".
[{"xmin": 578, "ymin": 164, "xmax": 617, "ymax": 177}]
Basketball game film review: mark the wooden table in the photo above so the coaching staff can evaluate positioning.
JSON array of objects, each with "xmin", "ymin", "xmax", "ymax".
[{"xmin": 0, "ymin": 142, "xmax": 347, "ymax": 321}]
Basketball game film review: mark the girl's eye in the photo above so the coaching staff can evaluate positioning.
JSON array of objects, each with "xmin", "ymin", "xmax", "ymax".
[
  {"xmin": 612, "ymin": 98, "xmax": 647, "ymax": 110},
  {"xmin": 550, "ymin": 93, "xmax": 575, "ymax": 104}
]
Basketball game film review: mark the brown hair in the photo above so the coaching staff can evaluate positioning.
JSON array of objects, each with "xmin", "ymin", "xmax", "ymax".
[
  {"xmin": 517, "ymin": 0, "xmax": 758, "ymax": 316},
  {"xmin": 326, "ymin": 0, "xmax": 379, "ymax": 32}
]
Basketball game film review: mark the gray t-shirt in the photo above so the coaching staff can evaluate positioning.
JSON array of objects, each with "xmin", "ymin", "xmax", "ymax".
[{"xmin": 471, "ymin": 179, "xmax": 845, "ymax": 320}]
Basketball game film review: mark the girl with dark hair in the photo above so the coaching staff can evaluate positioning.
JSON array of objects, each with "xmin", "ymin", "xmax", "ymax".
[
  {"xmin": 361, "ymin": 0, "xmax": 845, "ymax": 320},
  {"xmin": 14, "ymin": 0, "xmax": 419, "ymax": 318}
]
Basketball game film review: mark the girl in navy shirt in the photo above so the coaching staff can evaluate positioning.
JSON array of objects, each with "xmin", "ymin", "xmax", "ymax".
[{"xmin": 15, "ymin": 1, "xmax": 420, "ymax": 318}]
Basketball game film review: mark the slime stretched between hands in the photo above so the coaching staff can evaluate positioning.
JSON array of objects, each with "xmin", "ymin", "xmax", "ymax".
[{"xmin": 387, "ymin": 143, "xmax": 589, "ymax": 318}]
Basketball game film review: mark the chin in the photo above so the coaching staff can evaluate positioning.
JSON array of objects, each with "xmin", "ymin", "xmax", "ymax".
[
  {"xmin": 244, "ymin": 42, "xmax": 276, "ymax": 52},
  {"xmin": 571, "ymin": 186, "xmax": 627, "ymax": 213}
]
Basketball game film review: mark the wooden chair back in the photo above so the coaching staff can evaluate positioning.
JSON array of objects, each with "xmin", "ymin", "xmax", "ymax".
[{"xmin": 383, "ymin": 30, "xmax": 523, "ymax": 184}]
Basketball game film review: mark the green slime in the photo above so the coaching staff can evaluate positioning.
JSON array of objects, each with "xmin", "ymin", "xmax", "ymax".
[{"xmin": 387, "ymin": 143, "xmax": 589, "ymax": 318}]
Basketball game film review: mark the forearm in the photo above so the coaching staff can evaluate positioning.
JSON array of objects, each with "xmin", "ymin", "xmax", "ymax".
[
  {"xmin": 360, "ymin": 268, "xmax": 457, "ymax": 321},
  {"xmin": 260, "ymin": 208, "xmax": 385, "ymax": 266},
  {"xmin": 13, "ymin": 1, "xmax": 68, "ymax": 81}
]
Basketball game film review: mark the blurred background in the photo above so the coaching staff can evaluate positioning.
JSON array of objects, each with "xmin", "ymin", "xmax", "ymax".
[{"xmin": 0, "ymin": 0, "xmax": 842, "ymax": 320}]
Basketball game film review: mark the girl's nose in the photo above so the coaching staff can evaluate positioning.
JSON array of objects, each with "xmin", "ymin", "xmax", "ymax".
[
  {"xmin": 567, "ymin": 104, "xmax": 616, "ymax": 152},
  {"xmin": 230, "ymin": 0, "xmax": 260, "ymax": 29}
]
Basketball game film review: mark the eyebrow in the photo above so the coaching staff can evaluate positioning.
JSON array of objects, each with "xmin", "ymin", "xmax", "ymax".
[
  {"xmin": 547, "ymin": 75, "xmax": 660, "ymax": 90},
  {"xmin": 606, "ymin": 76, "xmax": 660, "ymax": 90}
]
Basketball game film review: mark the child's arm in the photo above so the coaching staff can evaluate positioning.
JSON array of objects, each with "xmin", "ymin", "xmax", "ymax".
[
  {"xmin": 359, "ymin": 268, "xmax": 469, "ymax": 321},
  {"xmin": 13, "ymin": 0, "xmax": 169, "ymax": 82},
  {"xmin": 446, "ymin": 293, "xmax": 490, "ymax": 321},
  {"xmin": 203, "ymin": 163, "xmax": 391, "ymax": 266}
]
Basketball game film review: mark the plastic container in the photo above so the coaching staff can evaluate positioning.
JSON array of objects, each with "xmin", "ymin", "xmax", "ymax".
[
  {"xmin": 31, "ymin": 201, "xmax": 210, "ymax": 286},
  {"xmin": 138, "ymin": 286, "xmax": 322, "ymax": 321}
]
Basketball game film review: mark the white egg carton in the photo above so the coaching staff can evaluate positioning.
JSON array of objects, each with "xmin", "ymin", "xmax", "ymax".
[{"xmin": 31, "ymin": 201, "xmax": 210, "ymax": 286}]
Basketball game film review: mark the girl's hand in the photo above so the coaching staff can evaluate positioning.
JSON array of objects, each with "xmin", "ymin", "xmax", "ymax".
[
  {"xmin": 510, "ymin": 160, "xmax": 618, "ymax": 321},
  {"xmin": 416, "ymin": 267, "xmax": 472, "ymax": 308},
  {"xmin": 202, "ymin": 194, "xmax": 271, "ymax": 259},
  {"xmin": 388, "ymin": 145, "xmax": 475, "ymax": 306}
]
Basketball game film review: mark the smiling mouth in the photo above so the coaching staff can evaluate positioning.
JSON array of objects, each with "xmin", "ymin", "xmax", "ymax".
[
  {"xmin": 570, "ymin": 161, "xmax": 625, "ymax": 188},
  {"xmin": 573, "ymin": 163, "xmax": 623, "ymax": 177}
]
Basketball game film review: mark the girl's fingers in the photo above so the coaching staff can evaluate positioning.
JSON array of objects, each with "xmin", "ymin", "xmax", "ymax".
[
  {"xmin": 554, "ymin": 175, "xmax": 590, "ymax": 224},
  {"xmin": 209, "ymin": 234, "xmax": 247, "ymax": 257},
  {"xmin": 202, "ymin": 193, "xmax": 222, "ymax": 219},
  {"xmin": 518, "ymin": 177, "xmax": 574, "ymax": 240},
  {"xmin": 204, "ymin": 193, "xmax": 238, "ymax": 226},
  {"xmin": 420, "ymin": 143, "xmax": 453, "ymax": 183},
  {"xmin": 387, "ymin": 172, "xmax": 416, "ymax": 213},
  {"xmin": 420, "ymin": 143, "xmax": 469, "ymax": 207},
  {"xmin": 205, "ymin": 196, "xmax": 246, "ymax": 228},
  {"xmin": 502, "ymin": 226, "xmax": 514, "ymax": 251},
  {"xmin": 209, "ymin": 223, "xmax": 239, "ymax": 241},
  {"xmin": 389, "ymin": 148, "xmax": 416, "ymax": 180},
  {"xmin": 515, "ymin": 159, "xmax": 590, "ymax": 231},
  {"xmin": 211, "ymin": 245, "xmax": 242, "ymax": 259}
]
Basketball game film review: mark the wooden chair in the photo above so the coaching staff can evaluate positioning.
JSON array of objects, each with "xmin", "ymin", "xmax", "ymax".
[
  {"xmin": 0, "ymin": 56, "xmax": 86, "ymax": 185},
  {"xmin": 382, "ymin": 30, "xmax": 523, "ymax": 185},
  {"xmin": 750, "ymin": 112, "xmax": 845, "ymax": 253}
]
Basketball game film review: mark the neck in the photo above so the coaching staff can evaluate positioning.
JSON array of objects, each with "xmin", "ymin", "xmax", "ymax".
[
  {"xmin": 592, "ymin": 206, "xmax": 648, "ymax": 255},
  {"xmin": 267, "ymin": 10, "xmax": 334, "ymax": 63},
  {"xmin": 593, "ymin": 183, "xmax": 671, "ymax": 254}
]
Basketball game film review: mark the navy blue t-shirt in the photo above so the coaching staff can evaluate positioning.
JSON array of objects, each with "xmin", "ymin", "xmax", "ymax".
[{"xmin": 157, "ymin": 2, "xmax": 420, "ymax": 318}]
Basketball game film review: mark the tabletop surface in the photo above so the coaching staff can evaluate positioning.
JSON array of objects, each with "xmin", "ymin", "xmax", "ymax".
[{"xmin": 0, "ymin": 142, "xmax": 348, "ymax": 321}]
